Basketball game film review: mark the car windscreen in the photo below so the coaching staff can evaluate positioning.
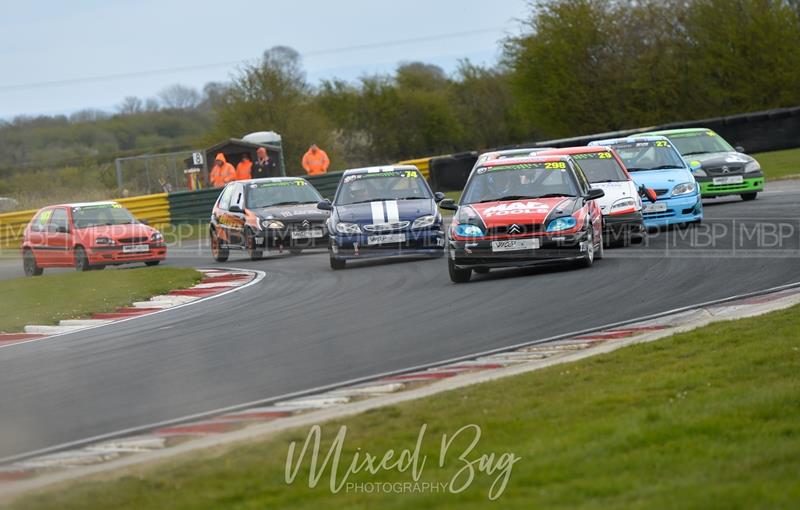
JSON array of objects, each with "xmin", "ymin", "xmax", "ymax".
[
  {"xmin": 246, "ymin": 180, "xmax": 321, "ymax": 208},
  {"xmin": 570, "ymin": 152, "xmax": 628, "ymax": 182},
  {"xmin": 666, "ymin": 131, "xmax": 735, "ymax": 156},
  {"xmin": 72, "ymin": 204, "xmax": 137, "ymax": 229},
  {"xmin": 462, "ymin": 162, "xmax": 579, "ymax": 204},
  {"xmin": 610, "ymin": 140, "xmax": 686, "ymax": 172},
  {"xmin": 335, "ymin": 169, "xmax": 431, "ymax": 205}
]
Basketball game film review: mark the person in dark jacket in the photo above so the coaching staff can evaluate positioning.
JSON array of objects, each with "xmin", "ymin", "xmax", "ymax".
[{"xmin": 251, "ymin": 147, "xmax": 277, "ymax": 179}]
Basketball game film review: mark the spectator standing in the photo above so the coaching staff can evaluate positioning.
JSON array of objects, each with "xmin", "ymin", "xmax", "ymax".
[
  {"xmin": 251, "ymin": 147, "xmax": 277, "ymax": 179},
  {"xmin": 209, "ymin": 153, "xmax": 236, "ymax": 188},
  {"xmin": 236, "ymin": 153, "xmax": 253, "ymax": 180},
  {"xmin": 301, "ymin": 144, "xmax": 330, "ymax": 176}
]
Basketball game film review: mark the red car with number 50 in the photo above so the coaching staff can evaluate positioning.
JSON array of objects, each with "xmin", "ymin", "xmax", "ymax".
[{"xmin": 21, "ymin": 201, "xmax": 167, "ymax": 276}]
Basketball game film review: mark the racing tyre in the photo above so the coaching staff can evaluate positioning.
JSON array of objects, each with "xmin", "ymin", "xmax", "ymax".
[
  {"xmin": 246, "ymin": 230, "xmax": 263, "ymax": 261},
  {"xmin": 595, "ymin": 232, "xmax": 604, "ymax": 260},
  {"xmin": 448, "ymin": 258, "xmax": 472, "ymax": 283},
  {"xmin": 145, "ymin": 261, "xmax": 160, "ymax": 266},
  {"xmin": 74, "ymin": 246, "xmax": 91, "ymax": 272},
  {"xmin": 330, "ymin": 254, "xmax": 346, "ymax": 270},
  {"xmin": 578, "ymin": 229, "xmax": 595, "ymax": 268},
  {"xmin": 23, "ymin": 249, "xmax": 43, "ymax": 276},
  {"xmin": 741, "ymin": 192, "xmax": 758, "ymax": 201},
  {"xmin": 210, "ymin": 230, "xmax": 229, "ymax": 262}
]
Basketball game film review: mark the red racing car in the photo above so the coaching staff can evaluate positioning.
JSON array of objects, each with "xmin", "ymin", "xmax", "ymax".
[
  {"xmin": 21, "ymin": 201, "xmax": 167, "ymax": 276},
  {"xmin": 439, "ymin": 155, "xmax": 605, "ymax": 283}
]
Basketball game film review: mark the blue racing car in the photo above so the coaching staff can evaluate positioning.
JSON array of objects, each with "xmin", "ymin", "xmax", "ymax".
[
  {"xmin": 317, "ymin": 165, "xmax": 446, "ymax": 269},
  {"xmin": 589, "ymin": 136, "xmax": 702, "ymax": 228}
]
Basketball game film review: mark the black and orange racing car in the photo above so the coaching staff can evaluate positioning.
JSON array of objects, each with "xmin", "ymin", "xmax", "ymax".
[{"xmin": 210, "ymin": 177, "xmax": 331, "ymax": 261}]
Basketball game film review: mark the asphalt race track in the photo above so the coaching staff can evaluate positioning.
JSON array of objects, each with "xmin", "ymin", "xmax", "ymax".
[{"xmin": 0, "ymin": 181, "xmax": 799, "ymax": 459}]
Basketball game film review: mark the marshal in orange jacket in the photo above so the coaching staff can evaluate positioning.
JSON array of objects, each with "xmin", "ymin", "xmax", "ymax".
[{"xmin": 210, "ymin": 153, "xmax": 236, "ymax": 187}]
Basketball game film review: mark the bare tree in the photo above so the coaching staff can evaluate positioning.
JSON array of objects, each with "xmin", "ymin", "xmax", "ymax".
[
  {"xmin": 144, "ymin": 97, "xmax": 161, "ymax": 112},
  {"xmin": 158, "ymin": 84, "xmax": 201, "ymax": 109},
  {"xmin": 117, "ymin": 96, "xmax": 143, "ymax": 115}
]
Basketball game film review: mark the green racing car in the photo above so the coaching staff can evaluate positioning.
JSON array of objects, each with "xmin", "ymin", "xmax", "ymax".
[{"xmin": 642, "ymin": 128, "xmax": 764, "ymax": 201}]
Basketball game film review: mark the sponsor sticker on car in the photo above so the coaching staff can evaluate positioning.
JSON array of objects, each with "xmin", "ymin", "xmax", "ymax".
[
  {"xmin": 122, "ymin": 244, "xmax": 149, "ymax": 253},
  {"xmin": 491, "ymin": 238, "xmax": 540, "ymax": 252},
  {"xmin": 643, "ymin": 202, "xmax": 668, "ymax": 213},
  {"xmin": 367, "ymin": 233, "xmax": 406, "ymax": 245},
  {"xmin": 713, "ymin": 175, "xmax": 744, "ymax": 185},
  {"xmin": 291, "ymin": 229, "xmax": 324, "ymax": 239}
]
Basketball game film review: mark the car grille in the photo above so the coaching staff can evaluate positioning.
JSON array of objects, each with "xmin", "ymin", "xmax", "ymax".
[
  {"xmin": 487, "ymin": 224, "xmax": 545, "ymax": 236},
  {"xmin": 118, "ymin": 236, "xmax": 149, "ymax": 243},
  {"xmin": 653, "ymin": 189, "xmax": 670, "ymax": 197},
  {"xmin": 705, "ymin": 164, "xmax": 744, "ymax": 176},
  {"xmin": 363, "ymin": 221, "xmax": 410, "ymax": 232},
  {"xmin": 288, "ymin": 220, "xmax": 325, "ymax": 231}
]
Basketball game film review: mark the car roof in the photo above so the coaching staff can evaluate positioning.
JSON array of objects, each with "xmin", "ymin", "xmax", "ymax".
[
  {"xmin": 239, "ymin": 176, "xmax": 308, "ymax": 184},
  {"xmin": 342, "ymin": 165, "xmax": 417, "ymax": 176},
  {"xmin": 50, "ymin": 200, "xmax": 120, "ymax": 209},
  {"xmin": 480, "ymin": 154, "xmax": 573, "ymax": 167},
  {"xmin": 537, "ymin": 146, "xmax": 612, "ymax": 155},
  {"xmin": 589, "ymin": 134, "xmax": 671, "ymax": 146},
  {"xmin": 642, "ymin": 128, "xmax": 714, "ymax": 136}
]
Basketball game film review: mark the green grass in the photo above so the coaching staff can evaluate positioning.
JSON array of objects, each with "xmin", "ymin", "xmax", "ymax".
[
  {"xmin": 0, "ymin": 267, "xmax": 201, "ymax": 332},
  {"xmin": 753, "ymin": 147, "xmax": 800, "ymax": 180},
  {"xmin": 11, "ymin": 305, "xmax": 800, "ymax": 509}
]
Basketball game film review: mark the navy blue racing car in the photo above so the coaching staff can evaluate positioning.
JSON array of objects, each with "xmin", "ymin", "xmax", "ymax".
[{"xmin": 317, "ymin": 166, "xmax": 446, "ymax": 269}]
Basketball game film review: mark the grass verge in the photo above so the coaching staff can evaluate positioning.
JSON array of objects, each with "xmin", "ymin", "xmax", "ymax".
[
  {"xmin": 0, "ymin": 267, "xmax": 201, "ymax": 332},
  {"xmin": 10, "ymin": 304, "xmax": 800, "ymax": 508},
  {"xmin": 753, "ymin": 147, "xmax": 800, "ymax": 180}
]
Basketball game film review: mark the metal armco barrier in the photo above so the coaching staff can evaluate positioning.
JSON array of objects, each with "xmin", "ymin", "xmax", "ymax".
[
  {"xmin": 167, "ymin": 188, "xmax": 220, "ymax": 224},
  {"xmin": 397, "ymin": 157, "xmax": 433, "ymax": 180},
  {"xmin": 305, "ymin": 171, "xmax": 344, "ymax": 200},
  {"xmin": 428, "ymin": 152, "xmax": 479, "ymax": 192}
]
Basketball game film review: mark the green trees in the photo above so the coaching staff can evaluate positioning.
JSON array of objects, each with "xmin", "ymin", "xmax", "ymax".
[{"xmin": 505, "ymin": 0, "xmax": 800, "ymax": 138}]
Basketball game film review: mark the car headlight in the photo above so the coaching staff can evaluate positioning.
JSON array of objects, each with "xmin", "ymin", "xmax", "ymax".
[
  {"xmin": 335, "ymin": 222, "xmax": 362, "ymax": 234},
  {"xmin": 454, "ymin": 224, "xmax": 484, "ymax": 237},
  {"xmin": 546, "ymin": 216, "xmax": 577, "ymax": 232},
  {"xmin": 672, "ymin": 182, "xmax": 697, "ymax": 196},
  {"xmin": 95, "ymin": 237, "xmax": 115, "ymax": 245},
  {"xmin": 744, "ymin": 160, "xmax": 761, "ymax": 173},
  {"xmin": 412, "ymin": 215, "xmax": 437, "ymax": 229},
  {"xmin": 150, "ymin": 232, "xmax": 163, "ymax": 242},
  {"xmin": 609, "ymin": 198, "xmax": 636, "ymax": 213},
  {"xmin": 262, "ymin": 220, "xmax": 285, "ymax": 229}
]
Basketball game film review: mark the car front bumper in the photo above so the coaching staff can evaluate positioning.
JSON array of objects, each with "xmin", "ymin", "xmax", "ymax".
[
  {"xmin": 88, "ymin": 245, "xmax": 167, "ymax": 264},
  {"xmin": 449, "ymin": 230, "xmax": 591, "ymax": 269},
  {"xmin": 331, "ymin": 228, "xmax": 445, "ymax": 260},
  {"xmin": 697, "ymin": 173, "xmax": 764, "ymax": 197},
  {"xmin": 255, "ymin": 229, "xmax": 330, "ymax": 249},
  {"xmin": 642, "ymin": 193, "xmax": 703, "ymax": 228},
  {"xmin": 603, "ymin": 211, "xmax": 645, "ymax": 241}
]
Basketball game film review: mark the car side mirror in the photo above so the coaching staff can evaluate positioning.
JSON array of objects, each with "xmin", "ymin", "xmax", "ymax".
[
  {"xmin": 639, "ymin": 185, "xmax": 658, "ymax": 203},
  {"xmin": 439, "ymin": 198, "xmax": 458, "ymax": 211},
  {"xmin": 735, "ymin": 146, "xmax": 745, "ymax": 154},
  {"xmin": 433, "ymin": 192, "xmax": 445, "ymax": 202},
  {"xmin": 228, "ymin": 204, "xmax": 243, "ymax": 213},
  {"xmin": 317, "ymin": 199, "xmax": 333, "ymax": 211},
  {"xmin": 585, "ymin": 188, "xmax": 605, "ymax": 201}
]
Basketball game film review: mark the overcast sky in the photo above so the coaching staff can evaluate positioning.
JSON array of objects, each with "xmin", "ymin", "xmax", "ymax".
[{"xmin": 0, "ymin": 0, "xmax": 529, "ymax": 119}]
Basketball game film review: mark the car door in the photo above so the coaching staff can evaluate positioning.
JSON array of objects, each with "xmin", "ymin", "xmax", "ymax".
[
  {"xmin": 213, "ymin": 184, "xmax": 235, "ymax": 244},
  {"xmin": 226, "ymin": 183, "xmax": 247, "ymax": 247},
  {"xmin": 27, "ymin": 208, "xmax": 52, "ymax": 264},
  {"xmin": 46, "ymin": 207, "xmax": 71, "ymax": 265}
]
